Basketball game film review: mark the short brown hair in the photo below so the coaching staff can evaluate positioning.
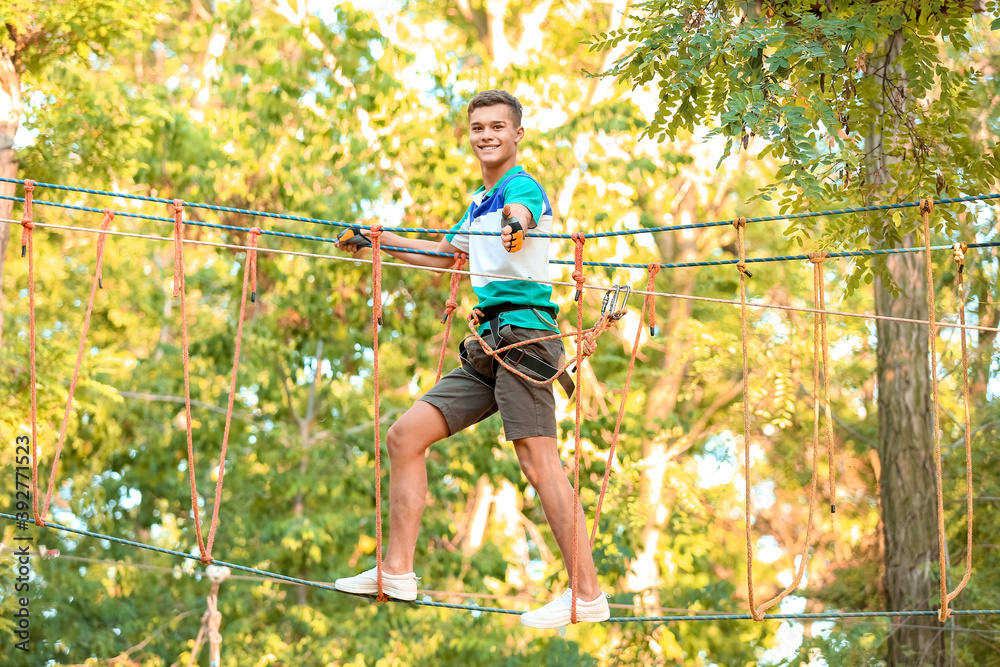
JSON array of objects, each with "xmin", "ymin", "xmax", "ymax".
[{"xmin": 467, "ymin": 90, "xmax": 523, "ymax": 127}]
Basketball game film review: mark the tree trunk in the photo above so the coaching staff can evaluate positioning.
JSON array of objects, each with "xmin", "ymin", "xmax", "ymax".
[
  {"xmin": 0, "ymin": 48, "xmax": 22, "ymax": 348},
  {"xmin": 875, "ymin": 241, "xmax": 944, "ymax": 667}
]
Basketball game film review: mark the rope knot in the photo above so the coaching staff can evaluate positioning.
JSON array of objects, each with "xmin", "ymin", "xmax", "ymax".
[
  {"xmin": 952, "ymin": 242, "xmax": 967, "ymax": 266},
  {"xmin": 920, "ymin": 197, "xmax": 934, "ymax": 214},
  {"xmin": 736, "ymin": 262, "xmax": 752, "ymax": 278},
  {"xmin": 24, "ymin": 179, "xmax": 35, "ymax": 194},
  {"xmin": 445, "ymin": 298, "xmax": 458, "ymax": 314},
  {"xmin": 370, "ymin": 225, "xmax": 384, "ymax": 326},
  {"xmin": 646, "ymin": 264, "xmax": 661, "ymax": 336},
  {"xmin": 172, "ymin": 200, "xmax": 186, "ymax": 298},
  {"xmin": 571, "ymin": 233, "xmax": 586, "ymax": 301},
  {"xmin": 733, "ymin": 216, "xmax": 747, "ymax": 230},
  {"xmin": 248, "ymin": 228, "xmax": 262, "ymax": 302},
  {"xmin": 808, "ymin": 251, "xmax": 829, "ymax": 265}
]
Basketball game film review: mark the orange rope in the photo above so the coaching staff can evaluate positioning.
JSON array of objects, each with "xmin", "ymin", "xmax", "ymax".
[
  {"xmin": 370, "ymin": 225, "xmax": 387, "ymax": 602},
  {"xmin": 943, "ymin": 241, "xmax": 974, "ymax": 619},
  {"xmin": 590, "ymin": 263, "xmax": 659, "ymax": 548},
  {"xmin": 919, "ymin": 199, "xmax": 953, "ymax": 621},
  {"xmin": 249, "ymin": 227, "xmax": 261, "ymax": 304},
  {"xmin": 39, "ymin": 209, "xmax": 114, "ymax": 525},
  {"xmin": 571, "ymin": 232, "xmax": 586, "ymax": 624},
  {"xmin": 205, "ymin": 228, "xmax": 261, "ymax": 557},
  {"xmin": 739, "ymin": 220, "xmax": 824, "ymax": 621},
  {"xmin": 435, "ymin": 253, "xmax": 467, "ymax": 383},
  {"xmin": 172, "ymin": 200, "xmax": 209, "ymax": 564},
  {"xmin": 21, "ymin": 180, "xmax": 41, "ymax": 525},
  {"xmin": 814, "ymin": 254, "xmax": 836, "ymax": 514},
  {"xmin": 465, "ymin": 313, "xmax": 617, "ymax": 388},
  {"xmin": 734, "ymin": 217, "xmax": 762, "ymax": 619}
]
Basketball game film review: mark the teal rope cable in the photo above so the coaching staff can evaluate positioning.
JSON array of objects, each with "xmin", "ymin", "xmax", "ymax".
[
  {"xmin": 2, "ymin": 176, "xmax": 997, "ymax": 240},
  {"xmin": 5, "ymin": 194, "xmax": 998, "ymax": 273},
  {"xmin": 3, "ymin": 514, "xmax": 997, "ymax": 623}
]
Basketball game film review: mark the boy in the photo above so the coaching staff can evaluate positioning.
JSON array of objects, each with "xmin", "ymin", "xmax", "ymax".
[{"xmin": 334, "ymin": 90, "xmax": 609, "ymax": 628}]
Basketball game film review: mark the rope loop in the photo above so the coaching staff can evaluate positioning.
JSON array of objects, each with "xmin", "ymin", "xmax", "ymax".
[
  {"xmin": 732, "ymin": 216, "xmax": 747, "ymax": 230},
  {"xmin": 918, "ymin": 196, "xmax": 953, "ymax": 622},
  {"xmin": 169, "ymin": 197, "xmax": 209, "ymax": 564},
  {"xmin": 435, "ymin": 253, "xmax": 467, "ymax": 383},
  {"xmin": 808, "ymin": 251, "xmax": 829, "ymax": 265},
  {"xmin": 39, "ymin": 206, "xmax": 117, "ymax": 526},
  {"xmin": 944, "ymin": 240, "xmax": 975, "ymax": 621}
]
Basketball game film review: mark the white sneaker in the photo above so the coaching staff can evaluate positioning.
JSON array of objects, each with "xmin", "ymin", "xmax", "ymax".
[
  {"xmin": 520, "ymin": 589, "xmax": 611, "ymax": 629},
  {"xmin": 334, "ymin": 567, "xmax": 418, "ymax": 601}
]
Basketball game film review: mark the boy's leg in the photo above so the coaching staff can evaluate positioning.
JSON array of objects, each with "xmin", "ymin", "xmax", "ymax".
[
  {"xmin": 382, "ymin": 400, "xmax": 450, "ymax": 575},
  {"xmin": 513, "ymin": 435, "xmax": 601, "ymax": 601}
]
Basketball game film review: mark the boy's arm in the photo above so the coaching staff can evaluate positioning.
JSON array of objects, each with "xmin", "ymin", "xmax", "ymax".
[{"xmin": 336, "ymin": 228, "xmax": 462, "ymax": 270}]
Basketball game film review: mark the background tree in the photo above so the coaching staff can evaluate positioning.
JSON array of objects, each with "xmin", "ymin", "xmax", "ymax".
[{"xmin": 597, "ymin": 1, "xmax": 999, "ymax": 664}]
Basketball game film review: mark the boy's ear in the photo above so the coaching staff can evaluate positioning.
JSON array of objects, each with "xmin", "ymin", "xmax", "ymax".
[{"xmin": 515, "ymin": 125, "xmax": 525, "ymax": 143}]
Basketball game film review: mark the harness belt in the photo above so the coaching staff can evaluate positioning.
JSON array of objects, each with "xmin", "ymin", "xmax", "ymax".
[{"xmin": 459, "ymin": 328, "xmax": 575, "ymax": 399}]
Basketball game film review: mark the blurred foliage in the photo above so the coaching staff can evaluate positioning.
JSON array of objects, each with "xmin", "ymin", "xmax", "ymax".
[{"xmin": 0, "ymin": 1, "xmax": 997, "ymax": 666}]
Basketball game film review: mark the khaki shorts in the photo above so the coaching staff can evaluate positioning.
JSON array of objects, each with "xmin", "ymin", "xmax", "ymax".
[{"xmin": 419, "ymin": 326, "xmax": 565, "ymax": 441}]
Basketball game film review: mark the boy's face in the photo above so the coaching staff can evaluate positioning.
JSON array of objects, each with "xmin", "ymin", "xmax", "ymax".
[{"xmin": 468, "ymin": 104, "xmax": 523, "ymax": 170}]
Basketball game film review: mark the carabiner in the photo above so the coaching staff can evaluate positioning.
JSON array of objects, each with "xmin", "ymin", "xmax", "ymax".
[{"xmin": 601, "ymin": 284, "xmax": 631, "ymax": 319}]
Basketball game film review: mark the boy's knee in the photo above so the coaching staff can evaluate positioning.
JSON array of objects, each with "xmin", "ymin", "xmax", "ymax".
[
  {"xmin": 386, "ymin": 419, "xmax": 430, "ymax": 461},
  {"xmin": 386, "ymin": 422, "xmax": 409, "ymax": 460}
]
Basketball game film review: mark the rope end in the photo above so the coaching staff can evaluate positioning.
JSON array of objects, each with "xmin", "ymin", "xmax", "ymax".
[
  {"xmin": 99, "ymin": 278, "xmax": 103, "ymax": 290},
  {"xmin": 649, "ymin": 325, "xmax": 659, "ymax": 337},
  {"xmin": 831, "ymin": 503, "xmax": 836, "ymax": 514},
  {"xmin": 377, "ymin": 316, "xmax": 383, "ymax": 327},
  {"xmin": 251, "ymin": 291, "xmax": 256, "ymax": 304},
  {"xmin": 21, "ymin": 245, "xmax": 26, "ymax": 258}
]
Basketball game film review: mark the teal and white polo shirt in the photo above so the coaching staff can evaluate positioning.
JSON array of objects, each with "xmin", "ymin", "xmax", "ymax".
[{"xmin": 446, "ymin": 166, "xmax": 559, "ymax": 333}]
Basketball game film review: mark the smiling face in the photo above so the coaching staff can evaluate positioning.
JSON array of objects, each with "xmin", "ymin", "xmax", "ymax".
[{"xmin": 468, "ymin": 104, "xmax": 524, "ymax": 172}]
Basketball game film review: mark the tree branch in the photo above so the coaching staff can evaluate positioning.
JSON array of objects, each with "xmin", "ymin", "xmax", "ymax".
[
  {"xmin": 275, "ymin": 359, "xmax": 304, "ymax": 425},
  {"xmin": 118, "ymin": 391, "xmax": 255, "ymax": 421}
]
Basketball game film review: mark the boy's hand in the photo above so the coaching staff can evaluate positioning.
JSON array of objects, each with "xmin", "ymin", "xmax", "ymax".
[
  {"xmin": 336, "ymin": 226, "xmax": 372, "ymax": 254},
  {"xmin": 501, "ymin": 205, "xmax": 525, "ymax": 253}
]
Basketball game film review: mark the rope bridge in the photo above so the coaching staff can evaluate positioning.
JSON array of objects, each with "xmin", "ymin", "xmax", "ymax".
[{"xmin": 3, "ymin": 177, "xmax": 999, "ymax": 627}]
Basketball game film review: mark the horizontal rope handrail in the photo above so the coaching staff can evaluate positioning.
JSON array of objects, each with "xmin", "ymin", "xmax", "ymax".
[
  {"xmin": 3, "ymin": 514, "xmax": 996, "ymax": 623},
  {"xmin": 5, "ymin": 217, "xmax": 1000, "ymax": 335},
  {"xmin": 1, "ymin": 177, "xmax": 997, "ymax": 240},
  {"xmin": 4, "ymin": 195, "xmax": 999, "ymax": 273}
]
